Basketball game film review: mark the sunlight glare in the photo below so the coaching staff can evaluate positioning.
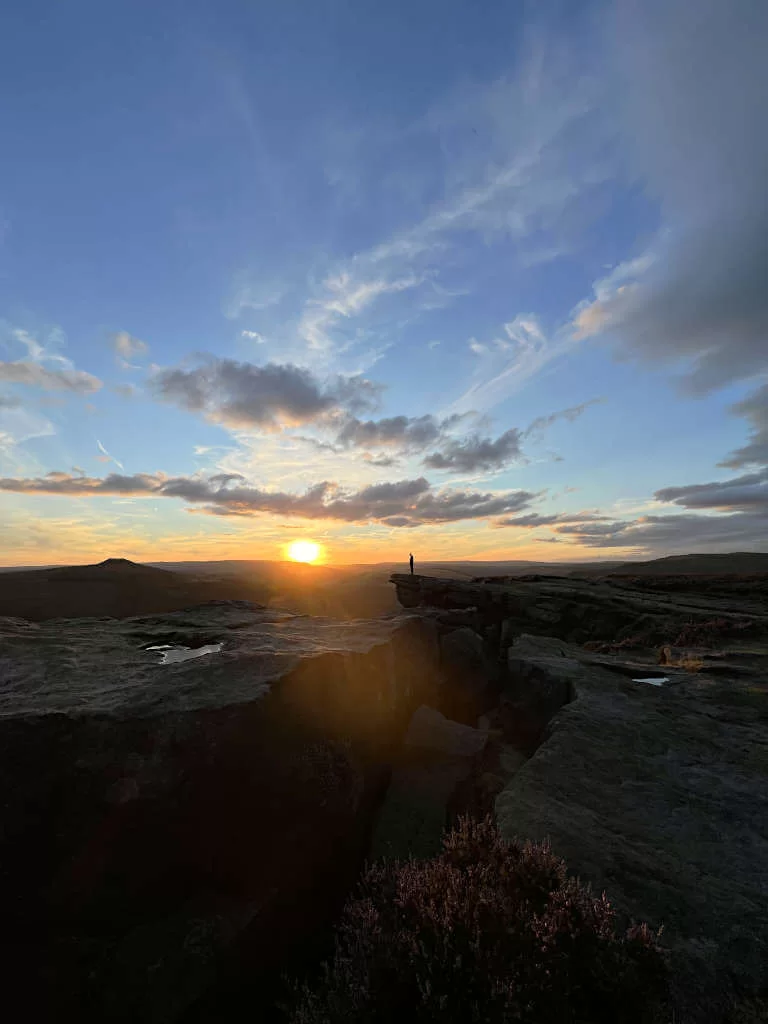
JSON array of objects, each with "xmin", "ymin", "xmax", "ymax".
[{"xmin": 287, "ymin": 540, "xmax": 321, "ymax": 563}]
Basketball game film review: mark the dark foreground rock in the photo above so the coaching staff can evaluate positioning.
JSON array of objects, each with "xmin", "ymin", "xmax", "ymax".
[
  {"xmin": 495, "ymin": 633, "xmax": 768, "ymax": 1023},
  {"xmin": 370, "ymin": 706, "xmax": 489, "ymax": 860},
  {"xmin": 0, "ymin": 607, "xmax": 440, "ymax": 1022}
]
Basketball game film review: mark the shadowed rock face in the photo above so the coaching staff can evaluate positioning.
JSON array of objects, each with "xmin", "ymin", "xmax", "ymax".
[
  {"xmin": 0, "ymin": 608, "xmax": 440, "ymax": 1022},
  {"xmin": 391, "ymin": 575, "xmax": 768, "ymax": 1022}
]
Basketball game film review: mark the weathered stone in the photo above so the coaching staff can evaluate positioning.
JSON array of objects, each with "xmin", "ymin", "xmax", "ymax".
[
  {"xmin": 0, "ymin": 609, "xmax": 441, "ymax": 1022},
  {"xmin": 501, "ymin": 634, "xmax": 580, "ymax": 752},
  {"xmin": 405, "ymin": 705, "xmax": 489, "ymax": 758},
  {"xmin": 390, "ymin": 573, "xmax": 768, "ymax": 646},
  {"xmin": 495, "ymin": 636, "xmax": 768, "ymax": 1023},
  {"xmin": 370, "ymin": 707, "xmax": 489, "ymax": 861},
  {"xmin": 439, "ymin": 626, "xmax": 498, "ymax": 720}
]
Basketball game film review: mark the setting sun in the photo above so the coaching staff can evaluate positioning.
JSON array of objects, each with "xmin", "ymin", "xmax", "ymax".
[{"xmin": 287, "ymin": 540, "xmax": 321, "ymax": 563}]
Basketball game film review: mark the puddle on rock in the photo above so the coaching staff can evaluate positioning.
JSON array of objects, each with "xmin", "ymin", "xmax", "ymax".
[
  {"xmin": 147, "ymin": 643, "xmax": 223, "ymax": 665},
  {"xmin": 632, "ymin": 676, "xmax": 669, "ymax": 686}
]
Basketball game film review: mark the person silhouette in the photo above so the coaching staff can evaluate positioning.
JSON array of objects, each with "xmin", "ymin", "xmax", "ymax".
[{"xmin": 409, "ymin": 552, "xmax": 414, "ymax": 575}]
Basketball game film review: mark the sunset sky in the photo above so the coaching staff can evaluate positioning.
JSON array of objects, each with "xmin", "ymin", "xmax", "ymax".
[{"xmin": 0, "ymin": 0, "xmax": 766, "ymax": 565}]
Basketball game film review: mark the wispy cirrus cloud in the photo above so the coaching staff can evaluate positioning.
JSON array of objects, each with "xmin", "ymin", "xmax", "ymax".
[
  {"xmin": 96, "ymin": 439, "xmax": 125, "ymax": 471},
  {"xmin": 452, "ymin": 315, "xmax": 577, "ymax": 415},
  {"xmin": 298, "ymin": 272, "xmax": 424, "ymax": 354},
  {"xmin": 224, "ymin": 25, "xmax": 608, "ymax": 375}
]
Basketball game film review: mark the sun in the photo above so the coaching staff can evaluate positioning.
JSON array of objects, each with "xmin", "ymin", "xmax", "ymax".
[{"xmin": 287, "ymin": 540, "xmax": 321, "ymax": 563}]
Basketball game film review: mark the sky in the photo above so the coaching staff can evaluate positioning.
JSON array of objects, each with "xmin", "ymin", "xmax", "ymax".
[{"xmin": 0, "ymin": 0, "xmax": 766, "ymax": 566}]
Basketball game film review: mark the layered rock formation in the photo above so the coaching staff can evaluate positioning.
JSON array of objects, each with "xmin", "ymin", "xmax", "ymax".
[
  {"xmin": 391, "ymin": 571, "xmax": 768, "ymax": 644},
  {"xmin": 391, "ymin": 573, "xmax": 768, "ymax": 1022},
  {"xmin": 0, "ymin": 605, "xmax": 440, "ymax": 1022},
  {"xmin": 494, "ymin": 634, "xmax": 768, "ymax": 1022}
]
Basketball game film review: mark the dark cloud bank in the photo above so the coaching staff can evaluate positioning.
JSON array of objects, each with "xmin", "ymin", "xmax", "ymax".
[{"xmin": 0, "ymin": 471, "xmax": 538, "ymax": 528}]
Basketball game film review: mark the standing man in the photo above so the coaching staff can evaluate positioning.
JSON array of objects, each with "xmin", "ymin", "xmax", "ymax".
[{"xmin": 409, "ymin": 552, "xmax": 414, "ymax": 575}]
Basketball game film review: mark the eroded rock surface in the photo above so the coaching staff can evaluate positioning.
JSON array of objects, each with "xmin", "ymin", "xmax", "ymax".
[
  {"xmin": 0, "ymin": 606, "xmax": 440, "ymax": 1022},
  {"xmin": 370, "ymin": 706, "xmax": 489, "ymax": 861},
  {"xmin": 391, "ymin": 575, "xmax": 768, "ymax": 1022},
  {"xmin": 391, "ymin": 572, "xmax": 768, "ymax": 647},
  {"xmin": 495, "ymin": 634, "xmax": 768, "ymax": 1022}
]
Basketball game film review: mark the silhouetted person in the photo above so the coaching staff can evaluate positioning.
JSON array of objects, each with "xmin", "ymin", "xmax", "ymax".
[{"xmin": 409, "ymin": 553, "xmax": 414, "ymax": 575}]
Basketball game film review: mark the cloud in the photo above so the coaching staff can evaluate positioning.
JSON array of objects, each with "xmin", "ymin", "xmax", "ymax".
[
  {"xmin": 653, "ymin": 468, "xmax": 768, "ymax": 514},
  {"xmin": 224, "ymin": 278, "xmax": 284, "ymax": 320},
  {"xmin": 359, "ymin": 48, "xmax": 603, "ymax": 271},
  {"xmin": 0, "ymin": 395, "xmax": 21, "ymax": 409},
  {"xmin": 718, "ymin": 384, "xmax": 768, "ymax": 469},
  {"xmin": 363, "ymin": 453, "xmax": 398, "ymax": 468},
  {"xmin": 452, "ymin": 315, "xmax": 576, "ymax": 415},
  {"xmin": 0, "ymin": 469, "xmax": 538, "ymax": 527},
  {"xmin": 152, "ymin": 358, "xmax": 380, "ymax": 430},
  {"xmin": 573, "ymin": 0, "xmax": 768, "ymax": 394},
  {"xmin": 96, "ymin": 440, "xmax": 125, "ymax": 472},
  {"xmin": 298, "ymin": 272, "xmax": 423, "ymax": 353},
  {"xmin": 424, "ymin": 428, "xmax": 524, "ymax": 473},
  {"xmin": 420, "ymin": 401, "xmax": 599, "ymax": 474},
  {"xmin": 241, "ymin": 330, "xmax": 266, "ymax": 343},
  {"xmin": 335, "ymin": 413, "xmax": 443, "ymax": 451},
  {"xmin": 250, "ymin": 32, "xmax": 607, "ymax": 370},
  {"xmin": 0, "ymin": 360, "xmax": 102, "ymax": 393},
  {"xmin": 111, "ymin": 331, "xmax": 149, "ymax": 368},
  {"xmin": 0, "ymin": 471, "xmax": 161, "ymax": 496},
  {"xmin": 525, "ymin": 399, "xmax": 603, "ymax": 436},
  {"xmin": 497, "ymin": 511, "xmax": 610, "ymax": 528},
  {"xmin": 553, "ymin": 511, "xmax": 768, "ymax": 552},
  {"xmin": 0, "ymin": 325, "xmax": 102, "ymax": 394},
  {"xmin": 547, "ymin": 463, "xmax": 768, "ymax": 552}
]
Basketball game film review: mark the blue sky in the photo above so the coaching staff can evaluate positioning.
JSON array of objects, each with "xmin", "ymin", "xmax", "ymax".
[{"xmin": 0, "ymin": 0, "xmax": 766, "ymax": 565}]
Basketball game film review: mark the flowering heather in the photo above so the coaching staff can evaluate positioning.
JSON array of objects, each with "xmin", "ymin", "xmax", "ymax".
[{"xmin": 290, "ymin": 816, "xmax": 667, "ymax": 1024}]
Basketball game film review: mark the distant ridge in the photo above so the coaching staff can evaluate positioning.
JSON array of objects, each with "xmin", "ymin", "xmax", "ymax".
[
  {"xmin": 606, "ymin": 552, "xmax": 768, "ymax": 576},
  {"xmin": 0, "ymin": 558, "xmax": 269, "ymax": 621}
]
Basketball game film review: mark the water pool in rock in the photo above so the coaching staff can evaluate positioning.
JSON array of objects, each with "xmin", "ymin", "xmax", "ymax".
[{"xmin": 147, "ymin": 643, "xmax": 224, "ymax": 664}]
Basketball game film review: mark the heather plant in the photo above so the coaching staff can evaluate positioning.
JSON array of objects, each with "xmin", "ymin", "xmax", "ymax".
[
  {"xmin": 290, "ymin": 816, "xmax": 667, "ymax": 1024},
  {"xmin": 674, "ymin": 617, "xmax": 754, "ymax": 647}
]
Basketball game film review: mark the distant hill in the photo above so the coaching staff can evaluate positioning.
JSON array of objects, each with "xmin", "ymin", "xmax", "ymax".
[
  {"xmin": 0, "ymin": 558, "xmax": 270, "ymax": 621},
  {"xmin": 603, "ymin": 552, "xmax": 768, "ymax": 576}
]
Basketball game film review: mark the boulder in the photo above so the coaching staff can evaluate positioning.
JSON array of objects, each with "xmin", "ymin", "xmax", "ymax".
[
  {"xmin": 439, "ymin": 626, "xmax": 498, "ymax": 721},
  {"xmin": 370, "ymin": 707, "xmax": 488, "ymax": 861},
  {"xmin": 502, "ymin": 634, "xmax": 581, "ymax": 752},
  {"xmin": 405, "ymin": 705, "xmax": 489, "ymax": 758}
]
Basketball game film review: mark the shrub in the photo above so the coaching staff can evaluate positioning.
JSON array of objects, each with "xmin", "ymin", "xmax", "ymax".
[
  {"xmin": 674, "ymin": 618, "xmax": 754, "ymax": 647},
  {"xmin": 289, "ymin": 816, "xmax": 667, "ymax": 1024}
]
